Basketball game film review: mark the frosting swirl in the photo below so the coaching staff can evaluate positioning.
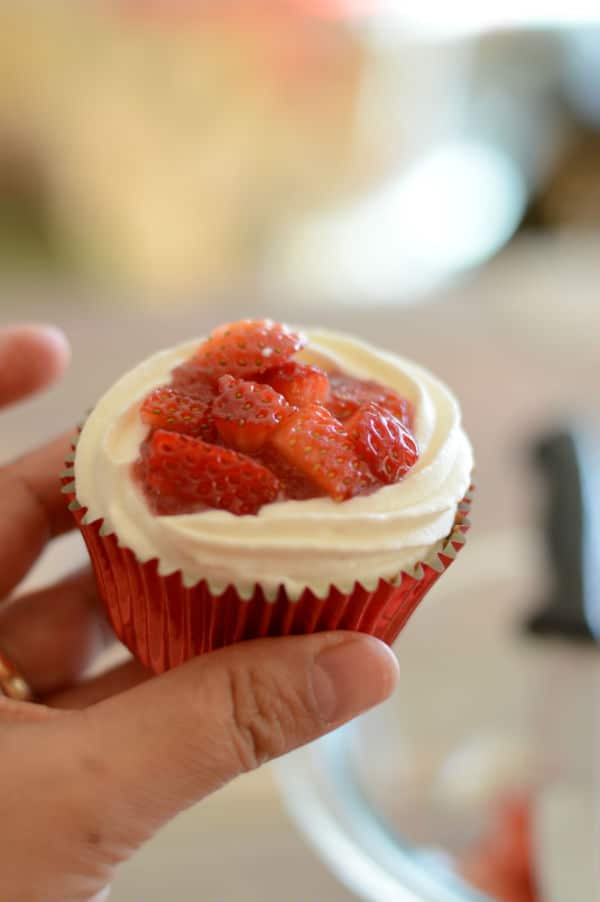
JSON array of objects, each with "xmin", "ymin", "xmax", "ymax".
[{"xmin": 75, "ymin": 329, "xmax": 473, "ymax": 598}]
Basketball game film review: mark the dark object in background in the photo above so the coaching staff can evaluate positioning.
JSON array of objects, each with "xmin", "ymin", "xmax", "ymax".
[
  {"xmin": 528, "ymin": 429, "xmax": 598, "ymax": 641},
  {"xmin": 525, "ymin": 127, "xmax": 600, "ymax": 229}
]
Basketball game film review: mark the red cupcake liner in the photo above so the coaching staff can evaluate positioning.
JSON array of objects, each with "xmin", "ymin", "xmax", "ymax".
[{"xmin": 62, "ymin": 462, "xmax": 472, "ymax": 673}]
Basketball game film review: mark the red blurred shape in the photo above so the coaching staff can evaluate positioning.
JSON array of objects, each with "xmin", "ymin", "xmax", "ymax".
[{"xmin": 459, "ymin": 795, "xmax": 539, "ymax": 902}]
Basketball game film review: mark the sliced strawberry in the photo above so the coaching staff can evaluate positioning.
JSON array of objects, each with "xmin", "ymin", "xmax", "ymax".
[
  {"xmin": 262, "ymin": 362, "xmax": 329, "ymax": 408},
  {"xmin": 346, "ymin": 402, "xmax": 418, "ymax": 484},
  {"xmin": 213, "ymin": 375, "xmax": 292, "ymax": 453},
  {"xmin": 194, "ymin": 319, "xmax": 306, "ymax": 380},
  {"xmin": 328, "ymin": 372, "xmax": 414, "ymax": 427},
  {"xmin": 140, "ymin": 387, "xmax": 215, "ymax": 439},
  {"xmin": 255, "ymin": 445, "xmax": 324, "ymax": 501},
  {"xmin": 170, "ymin": 361, "xmax": 217, "ymax": 404},
  {"xmin": 270, "ymin": 402, "xmax": 376, "ymax": 501},
  {"xmin": 144, "ymin": 430, "xmax": 281, "ymax": 516}
]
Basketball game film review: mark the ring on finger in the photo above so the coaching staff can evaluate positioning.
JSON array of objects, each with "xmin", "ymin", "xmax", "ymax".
[{"xmin": 0, "ymin": 647, "xmax": 35, "ymax": 702}]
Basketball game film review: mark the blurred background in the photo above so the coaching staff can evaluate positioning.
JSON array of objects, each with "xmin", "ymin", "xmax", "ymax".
[{"xmin": 1, "ymin": 3, "xmax": 600, "ymax": 901}]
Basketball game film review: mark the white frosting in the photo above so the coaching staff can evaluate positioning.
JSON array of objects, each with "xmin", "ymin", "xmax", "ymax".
[{"xmin": 74, "ymin": 330, "xmax": 473, "ymax": 599}]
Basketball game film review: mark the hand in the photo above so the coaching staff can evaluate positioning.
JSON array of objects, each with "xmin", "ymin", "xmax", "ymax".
[{"xmin": 0, "ymin": 324, "xmax": 399, "ymax": 902}]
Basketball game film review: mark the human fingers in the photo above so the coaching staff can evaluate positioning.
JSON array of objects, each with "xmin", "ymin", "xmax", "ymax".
[
  {"xmin": 0, "ymin": 431, "xmax": 77, "ymax": 598},
  {"xmin": 0, "ymin": 324, "xmax": 69, "ymax": 408},
  {"xmin": 0, "ymin": 570, "xmax": 111, "ymax": 696},
  {"xmin": 48, "ymin": 659, "xmax": 150, "ymax": 710},
  {"xmin": 75, "ymin": 632, "xmax": 399, "ymax": 848}
]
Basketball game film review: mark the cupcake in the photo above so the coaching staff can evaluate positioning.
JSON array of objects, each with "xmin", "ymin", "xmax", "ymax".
[{"xmin": 63, "ymin": 319, "xmax": 473, "ymax": 673}]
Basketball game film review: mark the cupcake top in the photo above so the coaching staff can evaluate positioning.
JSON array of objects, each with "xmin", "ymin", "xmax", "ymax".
[{"xmin": 75, "ymin": 321, "xmax": 473, "ymax": 598}]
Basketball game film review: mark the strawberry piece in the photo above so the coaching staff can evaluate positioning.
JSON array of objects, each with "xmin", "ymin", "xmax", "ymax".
[
  {"xmin": 346, "ymin": 402, "xmax": 418, "ymax": 484},
  {"xmin": 255, "ymin": 445, "xmax": 324, "ymax": 501},
  {"xmin": 213, "ymin": 375, "xmax": 292, "ymax": 453},
  {"xmin": 194, "ymin": 319, "xmax": 306, "ymax": 380},
  {"xmin": 262, "ymin": 362, "xmax": 329, "ymax": 407},
  {"xmin": 170, "ymin": 361, "xmax": 217, "ymax": 404},
  {"xmin": 145, "ymin": 430, "xmax": 281, "ymax": 516},
  {"xmin": 270, "ymin": 403, "xmax": 376, "ymax": 501},
  {"xmin": 328, "ymin": 372, "xmax": 414, "ymax": 427},
  {"xmin": 140, "ymin": 387, "xmax": 215, "ymax": 439}
]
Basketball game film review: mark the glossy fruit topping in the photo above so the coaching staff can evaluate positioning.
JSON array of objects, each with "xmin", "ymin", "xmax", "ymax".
[
  {"xmin": 261, "ymin": 361, "xmax": 329, "ymax": 407},
  {"xmin": 194, "ymin": 319, "xmax": 306, "ymax": 380},
  {"xmin": 134, "ymin": 320, "xmax": 418, "ymax": 515},
  {"xmin": 328, "ymin": 372, "xmax": 414, "ymax": 427},
  {"xmin": 345, "ymin": 402, "xmax": 419, "ymax": 484},
  {"xmin": 144, "ymin": 430, "xmax": 281, "ymax": 516},
  {"xmin": 140, "ymin": 387, "xmax": 214, "ymax": 439},
  {"xmin": 170, "ymin": 361, "xmax": 217, "ymax": 404},
  {"xmin": 213, "ymin": 375, "xmax": 291, "ymax": 453},
  {"xmin": 270, "ymin": 402, "xmax": 375, "ymax": 501}
]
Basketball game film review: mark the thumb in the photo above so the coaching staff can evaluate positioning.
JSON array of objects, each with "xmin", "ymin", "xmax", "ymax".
[{"xmin": 76, "ymin": 632, "xmax": 398, "ymax": 847}]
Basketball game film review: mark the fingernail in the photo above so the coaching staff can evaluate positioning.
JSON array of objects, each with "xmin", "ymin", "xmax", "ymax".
[{"xmin": 312, "ymin": 636, "xmax": 399, "ymax": 725}]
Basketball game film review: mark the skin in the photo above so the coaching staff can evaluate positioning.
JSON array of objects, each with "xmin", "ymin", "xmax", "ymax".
[{"xmin": 0, "ymin": 324, "xmax": 399, "ymax": 902}]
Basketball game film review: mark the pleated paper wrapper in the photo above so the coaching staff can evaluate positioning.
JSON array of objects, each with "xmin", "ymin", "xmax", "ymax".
[{"xmin": 62, "ymin": 452, "xmax": 472, "ymax": 674}]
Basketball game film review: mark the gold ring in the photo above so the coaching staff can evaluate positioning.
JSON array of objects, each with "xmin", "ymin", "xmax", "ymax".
[{"xmin": 0, "ymin": 648, "xmax": 35, "ymax": 702}]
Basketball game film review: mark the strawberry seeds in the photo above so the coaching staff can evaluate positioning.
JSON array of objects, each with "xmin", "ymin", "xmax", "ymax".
[{"xmin": 135, "ymin": 319, "xmax": 419, "ymax": 516}]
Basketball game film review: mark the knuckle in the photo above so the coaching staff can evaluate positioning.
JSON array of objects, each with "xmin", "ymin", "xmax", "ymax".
[{"xmin": 223, "ymin": 664, "xmax": 317, "ymax": 773}]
